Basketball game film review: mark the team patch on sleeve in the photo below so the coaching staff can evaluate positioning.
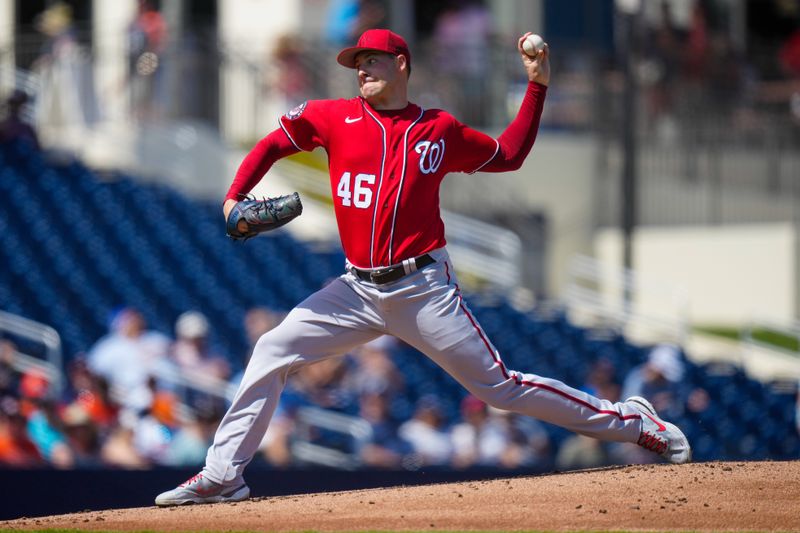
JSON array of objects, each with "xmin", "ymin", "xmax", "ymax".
[{"xmin": 284, "ymin": 101, "xmax": 308, "ymax": 120}]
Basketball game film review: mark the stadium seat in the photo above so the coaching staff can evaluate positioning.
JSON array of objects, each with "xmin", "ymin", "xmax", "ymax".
[{"xmin": 1, "ymin": 137, "xmax": 798, "ymax": 463}]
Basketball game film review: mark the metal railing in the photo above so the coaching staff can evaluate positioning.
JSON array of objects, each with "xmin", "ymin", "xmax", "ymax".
[
  {"xmin": 0, "ymin": 66, "xmax": 40, "ymax": 123},
  {"xmin": 0, "ymin": 308, "xmax": 374, "ymax": 466},
  {"xmin": 153, "ymin": 364, "xmax": 239, "ymax": 405},
  {"xmin": 595, "ymin": 123, "xmax": 800, "ymax": 227},
  {"xmin": 563, "ymin": 254, "xmax": 690, "ymax": 344},
  {"xmin": 291, "ymin": 406, "xmax": 373, "ymax": 470},
  {"xmin": 0, "ymin": 310, "xmax": 63, "ymax": 390},
  {"xmin": 441, "ymin": 210, "xmax": 522, "ymax": 289}
]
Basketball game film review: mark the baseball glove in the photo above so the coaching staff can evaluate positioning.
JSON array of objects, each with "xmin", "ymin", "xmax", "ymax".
[{"xmin": 226, "ymin": 192, "xmax": 303, "ymax": 240}]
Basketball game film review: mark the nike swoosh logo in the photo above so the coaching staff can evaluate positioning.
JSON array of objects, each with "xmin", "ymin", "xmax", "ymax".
[
  {"xmin": 642, "ymin": 411, "xmax": 666, "ymax": 431},
  {"xmin": 194, "ymin": 485, "xmax": 218, "ymax": 496},
  {"xmin": 345, "ymin": 116, "xmax": 362, "ymax": 123}
]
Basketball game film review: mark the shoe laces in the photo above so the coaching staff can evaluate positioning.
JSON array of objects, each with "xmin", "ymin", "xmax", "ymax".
[
  {"xmin": 638, "ymin": 431, "xmax": 668, "ymax": 454},
  {"xmin": 180, "ymin": 473, "xmax": 204, "ymax": 487}
]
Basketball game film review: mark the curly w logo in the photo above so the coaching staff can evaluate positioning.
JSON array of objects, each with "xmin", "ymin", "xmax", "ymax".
[{"xmin": 414, "ymin": 139, "xmax": 445, "ymax": 175}]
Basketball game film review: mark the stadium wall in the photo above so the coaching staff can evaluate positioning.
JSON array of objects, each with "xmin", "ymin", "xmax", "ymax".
[
  {"xmin": 0, "ymin": 467, "xmax": 542, "ymax": 521},
  {"xmin": 595, "ymin": 223, "xmax": 797, "ymax": 325}
]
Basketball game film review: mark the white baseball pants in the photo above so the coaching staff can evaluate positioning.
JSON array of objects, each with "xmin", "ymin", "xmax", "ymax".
[{"xmin": 203, "ymin": 247, "xmax": 643, "ymax": 485}]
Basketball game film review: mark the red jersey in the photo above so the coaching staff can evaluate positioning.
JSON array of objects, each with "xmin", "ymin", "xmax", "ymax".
[
  {"xmin": 227, "ymin": 82, "xmax": 547, "ymax": 269},
  {"xmin": 280, "ymin": 98, "xmax": 504, "ymax": 268}
]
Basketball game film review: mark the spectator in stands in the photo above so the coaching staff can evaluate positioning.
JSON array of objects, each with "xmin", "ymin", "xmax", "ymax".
[
  {"xmin": 282, "ymin": 355, "xmax": 356, "ymax": 415},
  {"xmin": 497, "ymin": 412, "xmax": 552, "ymax": 469},
  {"xmin": 0, "ymin": 90, "xmax": 40, "ymax": 149},
  {"xmin": 0, "ymin": 340, "xmax": 19, "ymax": 397},
  {"xmin": 32, "ymin": 1, "xmax": 100, "ymax": 135},
  {"xmin": 149, "ymin": 378, "xmax": 181, "ymax": 431},
  {"xmin": 621, "ymin": 343, "xmax": 686, "ymax": 421},
  {"xmin": 265, "ymin": 34, "xmax": 314, "ymax": 113},
  {"xmin": 641, "ymin": 1, "xmax": 684, "ymax": 143},
  {"xmin": 705, "ymin": 34, "xmax": 748, "ymax": 116},
  {"xmin": 325, "ymin": 0, "xmax": 387, "ymax": 46},
  {"xmin": 61, "ymin": 402, "xmax": 102, "ymax": 467},
  {"xmin": 230, "ymin": 307, "xmax": 282, "ymax": 389},
  {"xmin": 20, "ymin": 370, "xmax": 74, "ymax": 468},
  {"xmin": 87, "ymin": 307, "xmax": 172, "ymax": 412},
  {"xmin": 780, "ymin": 27, "xmax": 800, "ymax": 77},
  {"xmin": 683, "ymin": 0, "xmax": 711, "ymax": 82},
  {"xmin": 63, "ymin": 357, "xmax": 119, "ymax": 430},
  {"xmin": 131, "ymin": 388, "xmax": 175, "ymax": 465},
  {"xmin": 556, "ymin": 358, "xmax": 623, "ymax": 470},
  {"xmin": 555, "ymin": 434, "xmax": 613, "ymax": 471},
  {"xmin": 779, "ymin": 28, "xmax": 800, "ymax": 122},
  {"xmin": 450, "ymin": 395, "xmax": 513, "ymax": 469},
  {"xmin": 244, "ymin": 307, "xmax": 282, "ymax": 353},
  {"xmin": 171, "ymin": 311, "xmax": 230, "ymax": 381},
  {"xmin": 99, "ymin": 410, "xmax": 149, "ymax": 469},
  {"xmin": 398, "ymin": 394, "xmax": 453, "ymax": 467},
  {"xmin": 582, "ymin": 357, "xmax": 622, "ymax": 403},
  {"xmin": 356, "ymin": 388, "xmax": 412, "ymax": 469},
  {"xmin": 165, "ymin": 398, "xmax": 224, "ymax": 467},
  {"xmin": 127, "ymin": 0, "xmax": 168, "ymax": 120},
  {"xmin": 325, "ymin": 0, "xmax": 360, "ymax": 45},
  {"xmin": 432, "ymin": 0, "xmax": 493, "ymax": 125},
  {"xmin": 345, "ymin": 336, "xmax": 405, "ymax": 398},
  {"xmin": 0, "ymin": 396, "xmax": 44, "ymax": 467}
]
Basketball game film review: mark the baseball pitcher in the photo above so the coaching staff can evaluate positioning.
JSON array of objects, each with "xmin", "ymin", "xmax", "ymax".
[{"xmin": 155, "ymin": 29, "xmax": 690, "ymax": 506}]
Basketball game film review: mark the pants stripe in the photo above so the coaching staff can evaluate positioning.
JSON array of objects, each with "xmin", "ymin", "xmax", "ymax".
[{"xmin": 446, "ymin": 262, "xmax": 640, "ymax": 423}]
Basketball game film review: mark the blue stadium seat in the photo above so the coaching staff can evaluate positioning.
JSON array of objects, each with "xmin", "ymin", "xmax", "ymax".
[{"xmin": 1, "ymin": 141, "xmax": 799, "ymax": 462}]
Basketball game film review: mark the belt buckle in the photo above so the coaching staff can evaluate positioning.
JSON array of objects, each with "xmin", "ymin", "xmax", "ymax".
[{"xmin": 369, "ymin": 269, "xmax": 389, "ymax": 283}]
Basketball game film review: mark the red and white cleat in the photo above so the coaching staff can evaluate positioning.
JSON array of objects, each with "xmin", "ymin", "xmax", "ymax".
[{"xmin": 627, "ymin": 396, "xmax": 692, "ymax": 464}]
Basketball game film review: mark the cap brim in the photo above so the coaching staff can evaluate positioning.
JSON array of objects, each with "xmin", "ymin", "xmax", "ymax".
[{"xmin": 336, "ymin": 46, "xmax": 382, "ymax": 68}]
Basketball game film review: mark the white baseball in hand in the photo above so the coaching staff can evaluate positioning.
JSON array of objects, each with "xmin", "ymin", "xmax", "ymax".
[{"xmin": 523, "ymin": 34, "xmax": 545, "ymax": 56}]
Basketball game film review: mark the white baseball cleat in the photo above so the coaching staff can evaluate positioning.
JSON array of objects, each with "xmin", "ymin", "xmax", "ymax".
[
  {"xmin": 626, "ymin": 396, "xmax": 692, "ymax": 464},
  {"xmin": 155, "ymin": 472, "xmax": 250, "ymax": 507}
]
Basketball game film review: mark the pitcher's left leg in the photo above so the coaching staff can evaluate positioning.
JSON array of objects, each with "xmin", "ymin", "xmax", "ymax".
[{"xmin": 389, "ymin": 261, "xmax": 640, "ymax": 443}]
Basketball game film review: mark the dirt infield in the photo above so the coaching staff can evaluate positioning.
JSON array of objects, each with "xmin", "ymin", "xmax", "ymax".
[{"xmin": 1, "ymin": 461, "xmax": 798, "ymax": 532}]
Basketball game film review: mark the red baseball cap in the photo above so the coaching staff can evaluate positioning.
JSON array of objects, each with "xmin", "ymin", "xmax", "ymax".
[{"xmin": 337, "ymin": 29, "xmax": 411, "ymax": 70}]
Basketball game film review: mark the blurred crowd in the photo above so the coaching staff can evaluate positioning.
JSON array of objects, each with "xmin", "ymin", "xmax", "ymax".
[
  {"xmin": 4, "ymin": 0, "xmax": 795, "ymax": 472},
  {"xmin": 1, "ymin": 302, "xmax": 710, "ymax": 472},
  {"xmin": 5, "ymin": 0, "xmax": 798, "ymax": 142},
  {"xmin": 0, "ymin": 307, "xmax": 230, "ymax": 469},
  {"xmin": 637, "ymin": 1, "xmax": 756, "ymax": 143}
]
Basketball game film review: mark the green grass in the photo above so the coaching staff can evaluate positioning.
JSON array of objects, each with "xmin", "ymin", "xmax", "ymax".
[
  {"xmin": 693, "ymin": 325, "xmax": 740, "ymax": 341},
  {"xmin": 694, "ymin": 325, "xmax": 800, "ymax": 353},
  {"xmin": 749, "ymin": 328, "xmax": 800, "ymax": 352}
]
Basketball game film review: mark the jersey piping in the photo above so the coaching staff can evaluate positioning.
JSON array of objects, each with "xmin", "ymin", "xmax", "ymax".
[
  {"xmin": 388, "ymin": 107, "xmax": 425, "ymax": 264},
  {"xmin": 361, "ymin": 101, "xmax": 388, "ymax": 268},
  {"xmin": 278, "ymin": 119, "xmax": 304, "ymax": 152}
]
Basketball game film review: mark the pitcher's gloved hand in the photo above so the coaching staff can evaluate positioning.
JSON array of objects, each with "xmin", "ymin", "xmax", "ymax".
[{"xmin": 225, "ymin": 192, "xmax": 303, "ymax": 240}]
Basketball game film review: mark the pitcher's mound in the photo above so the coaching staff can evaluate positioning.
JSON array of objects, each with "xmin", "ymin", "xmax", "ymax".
[{"xmin": 2, "ymin": 461, "xmax": 798, "ymax": 532}]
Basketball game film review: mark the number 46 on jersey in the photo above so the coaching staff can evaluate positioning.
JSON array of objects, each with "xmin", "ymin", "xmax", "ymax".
[{"xmin": 337, "ymin": 172, "xmax": 376, "ymax": 209}]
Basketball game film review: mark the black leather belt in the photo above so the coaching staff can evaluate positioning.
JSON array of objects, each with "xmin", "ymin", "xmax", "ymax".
[{"xmin": 351, "ymin": 254, "xmax": 436, "ymax": 285}]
